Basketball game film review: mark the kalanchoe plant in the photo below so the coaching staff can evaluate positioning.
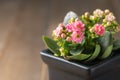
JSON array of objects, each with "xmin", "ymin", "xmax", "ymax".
[{"xmin": 43, "ymin": 9, "xmax": 120, "ymax": 62}]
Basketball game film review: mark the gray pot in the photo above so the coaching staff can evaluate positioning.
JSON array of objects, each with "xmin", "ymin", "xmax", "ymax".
[{"xmin": 40, "ymin": 49, "xmax": 120, "ymax": 80}]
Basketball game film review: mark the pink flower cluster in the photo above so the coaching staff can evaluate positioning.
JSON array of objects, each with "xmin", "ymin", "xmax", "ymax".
[
  {"xmin": 71, "ymin": 31, "xmax": 84, "ymax": 43},
  {"xmin": 66, "ymin": 20, "xmax": 85, "ymax": 32},
  {"xmin": 53, "ymin": 23, "xmax": 64, "ymax": 37},
  {"xmin": 53, "ymin": 20, "xmax": 85, "ymax": 44},
  {"xmin": 91, "ymin": 24, "xmax": 105, "ymax": 36},
  {"xmin": 66, "ymin": 20, "xmax": 85, "ymax": 43}
]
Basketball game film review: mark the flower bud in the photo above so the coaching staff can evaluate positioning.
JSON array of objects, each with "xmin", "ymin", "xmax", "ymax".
[
  {"xmin": 59, "ymin": 48, "xmax": 64, "ymax": 56},
  {"xmin": 59, "ymin": 47, "xmax": 68, "ymax": 56},
  {"xmin": 61, "ymin": 33, "xmax": 66, "ymax": 38},
  {"xmin": 104, "ymin": 9, "xmax": 110, "ymax": 15},
  {"xmin": 58, "ymin": 23, "xmax": 65, "ymax": 28},
  {"xmin": 90, "ymin": 15, "xmax": 95, "ymax": 20},
  {"xmin": 57, "ymin": 42, "xmax": 62, "ymax": 46},
  {"xmin": 104, "ymin": 24, "xmax": 108, "ymax": 27},
  {"xmin": 81, "ymin": 15, "xmax": 85, "ymax": 19},
  {"xmin": 105, "ymin": 13, "xmax": 116, "ymax": 22},
  {"xmin": 103, "ymin": 19, "xmax": 106, "ymax": 22},
  {"xmin": 84, "ymin": 12, "xmax": 90, "ymax": 18},
  {"xmin": 75, "ymin": 18, "xmax": 79, "ymax": 22},
  {"xmin": 93, "ymin": 9, "xmax": 104, "ymax": 18},
  {"xmin": 90, "ymin": 27, "xmax": 94, "ymax": 33},
  {"xmin": 69, "ymin": 18, "xmax": 75, "ymax": 23},
  {"xmin": 66, "ymin": 37, "xmax": 72, "ymax": 42},
  {"xmin": 106, "ymin": 22, "xmax": 111, "ymax": 26},
  {"xmin": 91, "ymin": 33, "xmax": 95, "ymax": 38}
]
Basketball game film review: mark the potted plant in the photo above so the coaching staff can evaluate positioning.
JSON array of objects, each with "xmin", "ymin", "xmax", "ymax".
[{"xmin": 40, "ymin": 9, "xmax": 120, "ymax": 80}]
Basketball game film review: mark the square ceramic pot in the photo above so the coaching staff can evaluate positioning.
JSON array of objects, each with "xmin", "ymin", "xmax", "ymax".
[{"xmin": 40, "ymin": 49, "xmax": 120, "ymax": 80}]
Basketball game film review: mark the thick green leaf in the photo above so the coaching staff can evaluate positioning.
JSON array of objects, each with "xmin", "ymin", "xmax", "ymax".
[
  {"xmin": 67, "ymin": 53, "xmax": 91, "ymax": 61},
  {"xmin": 113, "ymin": 39, "xmax": 120, "ymax": 50},
  {"xmin": 100, "ymin": 45, "xmax": 113, "ymax": 59},
  {"xmin": 98, "ymin": 31, "xmax": 112, "ymax": 53},
  {"xmin": 85, "ymin": 44, "xmax": 101, "ymax": 61},
  {"xmin": 70, "ymin": 48, "xmax": 84, "ymax": 55},
  {"xmin": 42, "ymin": 36, "xmax": 60, "ymax": 56},
  {"xmin": 63, "ymin": 11, "xmax": 78, "ymax": 25}
]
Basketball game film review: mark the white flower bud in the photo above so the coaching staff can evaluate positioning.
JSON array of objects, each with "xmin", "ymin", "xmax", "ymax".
[
  {"xmin": 105, "ymin": 13, "xmax": 116, "ymax": 22},
  {"xmin": 75, "ymin": 18, "xmax": 79, "ymax": 22},
  {"xmin": 93, "ymin": 9, "xmax": 104, "ymax": 18},
  {"xmin": 90, "ymin": 15, "xmax": 95, "ymax": 20},
  {"xmin": 104, "ymin": 9, "xmax": 110, "ymax": 15},
  {"xmin": 103, "ymin": 19, "xmax": 106, "ymax": 22},
  {"xmin": 106, "ymin": 22, "xmax": 111, "ymax": 26},
  {"xmin": 84, "ymin": 12, "xmax": 89, "ymax": 18}
]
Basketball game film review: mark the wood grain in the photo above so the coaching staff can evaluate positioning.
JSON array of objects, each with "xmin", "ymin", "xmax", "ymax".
[{"xmin": 0, "ymin": 0, "xmax": 49, "ymax": 80}]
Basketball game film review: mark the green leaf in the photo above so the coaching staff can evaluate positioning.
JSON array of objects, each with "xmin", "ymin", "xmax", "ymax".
[
  {"xmin": 113, "ymin": 39, "xmax": 120, "ymax": 50},
  {"xmin": 42, "ymin": 36, "xmax": 60, "ymax": 56},
  {"xmin": 98, "ymin": 31, "xmax": 112, "ymax": 53},
  {"xmin": 85, "ymin": 44, "xmax": 101, "ymax": 61},
  {"xmin": 63, "ymin": 40, "xmax": 69, "ymax": 50},
  {"xmin": 100, "ymin": 44, "xmax": 113, "ymax": 59},
  {"xmin": 63, "ymin": 11, "xmax": 78, "ymax": 25},
  {"xmin": 67, "ymin": 53, "xmax": 91, "ymax": 61},
  {"xmin": 70, "ymin": 48, "xmax": 84, "ymax": 55}
]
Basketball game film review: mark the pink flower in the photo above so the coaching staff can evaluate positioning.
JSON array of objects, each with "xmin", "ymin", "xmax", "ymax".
[
  {"xmin": 53, "ymin": 23, "xmax": 64, "ymax": 37},
  {"xmin": 92, "ymin": 24, "xmax": 105, "ymax": 36},
  {"xmin": 71, "ymin": 31, "xmax": 84, "ymax": 43},
  {"xmin": 66, "ymin": 23, "xmax": 74, "ymax": 32},
  {"xmin": 65, "ymin": 20, "xmax": 85, "ymax": 43},
  {"xmin": 66, "ymin": 37, "xmax": 72, "ymax": 42},
  {"xmin": 53, "ymin": 29, "xmax": 61, "ymax": 37},
  {"xmin": 74, "ymin": 21, "xmax": 85, "ymax": 31},
  {"xmin": 65, "ymin": 20, "xmax": 85, "ymax": 33}
]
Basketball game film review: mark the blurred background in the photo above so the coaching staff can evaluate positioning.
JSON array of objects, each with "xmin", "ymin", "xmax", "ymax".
[{"xmin": 0, "ymin": 0, "xmax": 119, "ymax": 80}]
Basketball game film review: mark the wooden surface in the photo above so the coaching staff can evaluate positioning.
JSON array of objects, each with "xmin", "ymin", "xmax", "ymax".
[{"xmin": 0, "ymin": 0, "xmax": 119, "ymax": 80}]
